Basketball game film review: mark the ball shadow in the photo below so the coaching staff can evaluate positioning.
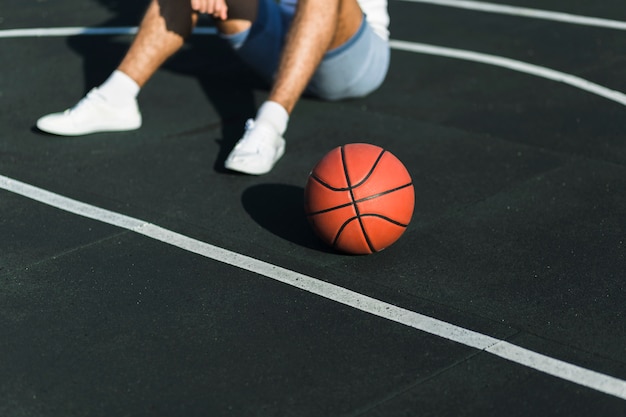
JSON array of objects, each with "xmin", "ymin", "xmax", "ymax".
[{"xmin": 241, "ymin": 184, "xmax": 332, "ymax": 252}]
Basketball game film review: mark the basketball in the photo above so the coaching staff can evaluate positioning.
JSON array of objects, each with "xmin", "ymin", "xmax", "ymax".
[{"xmin": 304, "ymin": 143, "xmax": 415, "ymax": 255}]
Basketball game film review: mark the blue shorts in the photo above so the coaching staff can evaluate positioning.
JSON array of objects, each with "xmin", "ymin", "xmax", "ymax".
[{"xmin": 223, "ymin": 0, "xmax": 390, "ymax": 100}]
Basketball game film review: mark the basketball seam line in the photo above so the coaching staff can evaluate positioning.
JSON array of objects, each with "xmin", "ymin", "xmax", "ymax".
[
  {"xmin": 360, "ymin": 213, "xmax": 411, "ymax": 228},
  {"xmin": 335, "ymin": 146, "xmax": 387, "ymax": 253},
  {"xmin": 335, "ymin": 214, "xmax": 411, "ymax": 241},
  {"xmin": 309, "ymin": 149, "xmax": 388, "ymax": 192},
  {"xmin": 305, "ymin": 182, "xmax": 414, "ymax": 216}
]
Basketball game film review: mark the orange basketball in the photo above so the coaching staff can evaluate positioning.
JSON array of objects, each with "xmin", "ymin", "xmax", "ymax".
[{"xmin": 304, "ymin": 143, "xmax": 415, "ymax": 254}]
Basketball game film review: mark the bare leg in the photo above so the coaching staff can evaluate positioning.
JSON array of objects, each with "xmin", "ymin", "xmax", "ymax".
[
  {"xmin": 268, "ymin": 0, "xmax": 363, "ymax": 114},
  {"xmin": 224, "ymin": 0, "xmax": 365, "ymax": 174},
  {"xmin": 118, "ymin": 0, "xmax": 259, "ymax": 87},
  {"xmin": 119, "ymin": 0, "xmax": 360, "ymax": 98},
  {"xmin": 118, "ymin": 0, "xmax": 199, "ymax": 87},
  {"xmin": 37, "ymin": 0, "xmax": 261, "ymax": 137}
]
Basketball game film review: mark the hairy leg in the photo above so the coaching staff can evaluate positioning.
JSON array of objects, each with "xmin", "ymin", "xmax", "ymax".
[
  {"xmin": 118, "ymin": 0, "xmax": 258, "ymax": 87},
  {"xmin": 117, "ymin": 0, "xmax": 361, "ymax": 113},
  {"xmin": 118, "ymin": 0, "xmax": 198, "ymax": 87},
  {"xmin": 268, "ymin": 0, "xmax": 363, "ymax": 113}
]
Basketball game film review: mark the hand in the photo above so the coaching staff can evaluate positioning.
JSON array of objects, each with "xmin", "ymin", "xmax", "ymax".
[{"xmin": 190, "ymin": 0, "xmax": 228, "ymax": 20}]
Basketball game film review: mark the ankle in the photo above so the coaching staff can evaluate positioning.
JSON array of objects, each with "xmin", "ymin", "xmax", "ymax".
[
  {"xmin": 255, "ymin": 101, "xmax": 289, "ymax": 136},
  {"xmin": 98, "ymin": 70, "xmax": 140, "ymax": 105}
]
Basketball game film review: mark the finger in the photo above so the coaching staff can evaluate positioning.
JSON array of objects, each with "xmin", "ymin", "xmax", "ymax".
[
  {"xmin": 190, "ymin": 0, "xmax": 201, "ymax": 12},
  {"xmin": 192, "ymin": 0, "xmax": 211, "ymax": 14},
  {"xmin": 216, "ymin": 4, "xmax": 228, "ymax": 20}
]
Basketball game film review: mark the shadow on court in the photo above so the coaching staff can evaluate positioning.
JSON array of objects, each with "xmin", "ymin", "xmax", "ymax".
[
  {"xmin": 241, "ymin": 183, "xmax": 333, "ymax": 252},
  {"xmin": 61, "ymin": 0, "xmax": 268, "ymax": 172}
]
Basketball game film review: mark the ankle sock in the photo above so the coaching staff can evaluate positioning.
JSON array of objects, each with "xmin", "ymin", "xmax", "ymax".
[
  {"xmin": 98, "ymin": 70, "xmax": 140, "ymax": 105},
  {"xmin": 255, "ymin": 101, "xmax": 289, "ymax": 136}
]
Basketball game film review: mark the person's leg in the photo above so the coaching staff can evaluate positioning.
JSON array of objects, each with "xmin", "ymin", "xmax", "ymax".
[
  {"xmin": 268, "ymin": 0, "xmax": 363, "ymax": 114},
  {"xmin": 224, "ymin": 0, "xmax": 370, "ymax": 175},
  {"xmin": 227, "ymin": 0, "xmax": 387, "ymax": 105},
  {"xmin": 36, "ymin": 0, "xmax": 202, "ymax": 135},
  {"xmin": 37, "ymin": 0, "xmax": 262, "ymax": 136},
  {"xmin": 121, "ymin": 0, "xmax": 256, "ymax": 86},
  {"xmin": 118, "ymin": 0, "xmax": 199, "ymax": 87},
  {"xmin": 305, "ymin": 16, "xmax": 390, "ymax": 101}
]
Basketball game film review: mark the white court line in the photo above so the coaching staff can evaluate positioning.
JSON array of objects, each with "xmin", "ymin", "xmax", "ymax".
[
  {"xmin": 0, "ymin": 26, "xmax": 216, "ymax": 38},
  {"xmin": 2, "ymin": 26, "xmax": 625, "ymax": 107},
  {"xmin": 398, "ymin": 0, "xmax": 626, "ymax": 30},
  {"xmin": 1, "ymin": 174, "xmax": 625, "ymax": 400},
  {"xmin": 389, "ymin": 40, "xmax": 626, "ymax": 106}
]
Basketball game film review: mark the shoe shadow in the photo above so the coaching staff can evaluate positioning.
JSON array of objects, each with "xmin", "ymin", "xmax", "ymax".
[
  {"xmin": 241, "ymin": 184, "xmax": 332, "ymax": 252},
  {"xmin": 163, "ymin": 34, "xmax": 268, "ymax": 173},
  {"xmin": 64, "ymin": 0, "xmax": 267, "ymax": 172}
]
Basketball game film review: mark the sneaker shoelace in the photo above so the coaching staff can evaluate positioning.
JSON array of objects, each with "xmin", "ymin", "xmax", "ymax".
[
  {"xmin": 233, "ymin": 119, "xmax": 275, "ymax": 154},
  {"xmin": 65, "ymin": 88, "xmax": 107, "ymax": 116}
]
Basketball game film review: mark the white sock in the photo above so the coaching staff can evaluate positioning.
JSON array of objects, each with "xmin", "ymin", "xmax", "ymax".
[
  {"xmin": 255, "ymin": 101, "xmax": 289, "ymax": 136},
  {"xmin": 98, "ymin": 70, "xmax": 140, "ymax": 105}
]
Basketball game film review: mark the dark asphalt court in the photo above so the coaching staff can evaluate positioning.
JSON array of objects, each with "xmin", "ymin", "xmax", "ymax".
[{"xmin": 1, "ymin": 0, "xmax": 625, "ymax": 416}]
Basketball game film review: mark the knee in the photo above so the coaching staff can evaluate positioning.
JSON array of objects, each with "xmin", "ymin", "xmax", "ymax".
[{"xmin": 215, "ymin": 18, "xmax": 253, "ymax": 36}]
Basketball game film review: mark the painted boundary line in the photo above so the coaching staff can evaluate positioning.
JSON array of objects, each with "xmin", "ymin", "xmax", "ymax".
[
  {"xmin": 397, "ymin": 0, "xmax": 626, "ymax": 30},
  {"xmin": 1, "ymin": 174, "xmax": 625, "ymax": 400},
  {"xmin": 2, "ymin": 26, "xmax": 625, "ymax": 107},
  {"xmin": 2, "ymin": 0, "xmax": 626, "ymax": 38},
  {"xmin": 0, "ymin": 26, "xmax": 217, "ymax": 38},
  {"xmin": 388, "ymin": 40, "xmax": 626, "ymax": 106}
]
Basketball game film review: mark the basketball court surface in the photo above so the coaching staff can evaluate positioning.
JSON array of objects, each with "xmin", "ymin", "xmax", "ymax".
[{"xmin": 1, "ymin": 0, "xmax": 625, "ymax": 415}]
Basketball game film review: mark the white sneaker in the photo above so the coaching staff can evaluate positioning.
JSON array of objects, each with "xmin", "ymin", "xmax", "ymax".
[
  {"xmin": 36, "ymin": 88, "xmax": 142, "ymax": 136},
  {"xmin": 224, "ymin": 119, "xmax": 286, "ymax": 175}
]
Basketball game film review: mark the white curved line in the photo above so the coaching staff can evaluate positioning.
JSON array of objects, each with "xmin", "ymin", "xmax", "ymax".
[
  {"xmin": 1, "ymin": 26, "xmax": 624, "ymax": 106},
  {"xmin": 398, "ymin": 0, "xmax": 626, "ymax": 30},
  {"xmin": 0, "ymin": 26, "xmax": 216, "ymax": 38},
  {"xmin": 389, "ymin": 39, "xmax": 626, "ymax": 106},
  {"xmin": 1, "ymin": 173, "xmax": 625, "ymax": 400}
]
